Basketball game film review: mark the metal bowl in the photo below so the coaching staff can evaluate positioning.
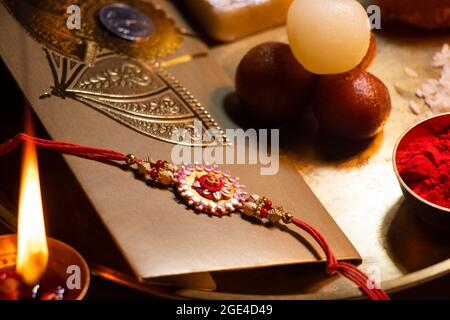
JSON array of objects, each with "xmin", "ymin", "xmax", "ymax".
[
  {"xmin": 393, "ymin": 113, "xmax": 450, "ymax": 231},
  {"xmin": 0, "ymin": 234, "xmax": 90, "ymax": 300}
]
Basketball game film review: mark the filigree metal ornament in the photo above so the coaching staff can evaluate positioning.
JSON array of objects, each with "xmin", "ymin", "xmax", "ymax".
[
  {"xmin": 42, "ymin": 49, "xmax": 224, "ymax": 146},
  {"xmin": 2, "ymin": 0, "xmax": 183, "ymax": 63},
  {"xmin": 2, "ymin": 0, "xmax": 225, "ymax": 146}
]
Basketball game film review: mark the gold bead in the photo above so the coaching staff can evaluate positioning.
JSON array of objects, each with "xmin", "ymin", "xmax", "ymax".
[
  {"xmin": 159, "ymin": 170, "xmax": 174, "ymax": 186},
  {"xmin": 137, "ymin": 162, "xmax": 151, "ymax": 175},
  {"xmin": 267, "ymin": 206, "xmax": 284, "ymax": 224},
  {"xmin": 243, "ymin": 202, "xmax": 257, "ymax": 217},
  {"xmin": 282, "ymin": 212, "xmax": 294, "ymax": 224},
  {"xmin": 125, "ymin": 154, "xmax": 136, "ymax": 165},
  {"xmin": 163, "ymin": 161, "xmax": 170, "ymax": 169}
]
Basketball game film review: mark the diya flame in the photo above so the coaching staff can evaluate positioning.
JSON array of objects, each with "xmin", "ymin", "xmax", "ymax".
[{"xmin": 16, "ymin": 128, "xmax": 49, "ymax": 286}]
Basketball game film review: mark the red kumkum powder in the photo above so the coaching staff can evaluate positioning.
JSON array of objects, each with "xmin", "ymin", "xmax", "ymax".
[{"xmin": 396, "ymin": 126, "xmax": 450, "ymax": 209}]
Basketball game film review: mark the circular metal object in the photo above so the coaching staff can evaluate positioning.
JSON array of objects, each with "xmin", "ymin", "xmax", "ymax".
[
  {"xmin": 208, "ymin": 26, "xmax": 450, "ymax": 299},
  {"xmin": 2, "ymin": 0, "xmax": 183, "ymax": 62},
  {"xmin": 125, "ymin": 154, "xmax": 136, "ymax": 165},
  {"xmin": 0, "ymin": 235, "xmax": 90, "ymax": 300},
  {"xmin": 98, "ymin": 3, "xmax": 155, "ymax": 41}
]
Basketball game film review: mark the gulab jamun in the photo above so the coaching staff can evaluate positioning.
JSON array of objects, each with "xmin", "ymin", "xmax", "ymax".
[
  {"xmin": 314, "ymin": 68, "xmax": 391, "ymax": 140},
  {"xmin": 236, "ymin": 42, "xmax": 317, "ymax": 120},
  {"xmin": 287, "ymin": 0, "xmax": 371, "ymax": 74}
]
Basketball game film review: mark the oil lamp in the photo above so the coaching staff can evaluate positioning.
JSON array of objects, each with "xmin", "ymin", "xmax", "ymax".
[{"xmin": 0, "ymin": 132, "xmax": 89, "ymax": 300}]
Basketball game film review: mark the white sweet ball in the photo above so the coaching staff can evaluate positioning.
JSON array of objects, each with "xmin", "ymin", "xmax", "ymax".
[{"xmin": 287, "ymin": 0, "xmax": 371, "ymax": 74}]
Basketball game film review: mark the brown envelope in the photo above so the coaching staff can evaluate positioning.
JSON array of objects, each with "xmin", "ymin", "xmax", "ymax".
[{"xmin": 0, "ymin": 1, "xmax": 359, "ymax": 284}]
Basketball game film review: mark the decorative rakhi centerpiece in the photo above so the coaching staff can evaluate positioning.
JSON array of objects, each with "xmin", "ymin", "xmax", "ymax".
[{"xmin": 176, "ymin": 164, "xmax": 245, "ymax": 215}]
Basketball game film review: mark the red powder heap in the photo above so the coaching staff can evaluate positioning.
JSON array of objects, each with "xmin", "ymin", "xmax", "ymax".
[{"xmin": 396, "ymin": 126, "xmax": 450, "ymax": 209}]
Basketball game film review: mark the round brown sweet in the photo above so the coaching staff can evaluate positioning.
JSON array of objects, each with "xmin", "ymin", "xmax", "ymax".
[
  {"xmin": 236, "ymin": 42, "xmax": 317, "ymax": 120},
  {"xmin": 314, "ymin": 68, "xmax": 391, "ymax": 140}
]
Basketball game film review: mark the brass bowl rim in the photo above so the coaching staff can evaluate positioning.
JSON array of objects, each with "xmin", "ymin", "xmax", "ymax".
[
  {"xmin": 392, "ymin": 112, "xmax": 450, "ymax": 213},
  {"xmin": 0, "ymin": 234, "xmax": 90, "ymax": 300}
]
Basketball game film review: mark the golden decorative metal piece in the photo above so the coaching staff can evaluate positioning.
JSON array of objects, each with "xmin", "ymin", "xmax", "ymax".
[
  {"xmin": 267, "ymin": 206, "xmax": 284, "ymax": 224},
  {"xmin": 2, "ymin": 0, "xmax": 183, "ymax": 63},
  {"xmin": 2, "ymin": 0, "xmax": 224, "ymax": 146},
  {"xmin": 41, "ymin": 49, "xmax": 224, "ymax": 146},
  {"xmin": 282, "ymin": 212, "xmax": 293, "ymax": 224},
  {"xmin": 254, "ymin": 196, "xmax": 268, "ymax": 218},
  {"xmin": 125, "ymin": 154, "xmax": 137, "ymax": 165}
]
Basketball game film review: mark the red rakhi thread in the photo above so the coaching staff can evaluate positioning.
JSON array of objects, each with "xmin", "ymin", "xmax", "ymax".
[
  {"xmin": 0, "ymin": 133, "xmax": 389, "ymax": 300},
  {"xmin": 292, "ymin": 218, "xmax": 389, "ymax": 300},
  {"xmin": 0, "ymin": 133, "xmax": 136, "ymax": 163}
]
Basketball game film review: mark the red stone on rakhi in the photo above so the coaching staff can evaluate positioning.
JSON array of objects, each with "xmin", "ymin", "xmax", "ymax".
[
  {"xmin": 150, "ymin": 168, "xmax": 158, "ymax": 179},
  {"xmin": 199, "ymin": 174, "xmax": 224, "ymax": 192},
  {"xmin": 260, "ymin": 207, "xmax": 268, "ymax": 218},
  {"xmin": 156, "ymin": 160, "xmax": 164, "ymax": 169},
  {"xmin": 265, "ymin": 200, "xmax": 273, "ymax": 209}
]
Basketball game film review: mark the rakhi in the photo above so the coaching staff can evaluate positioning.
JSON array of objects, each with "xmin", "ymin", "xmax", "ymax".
[{"xmin": 0, "ymin": 133, "xmax": 390, "ymax": 300}]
